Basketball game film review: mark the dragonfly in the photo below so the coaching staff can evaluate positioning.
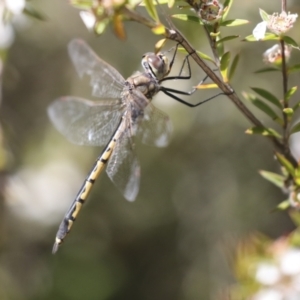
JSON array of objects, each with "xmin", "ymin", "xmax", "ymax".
[{"xmin": 48, "ymin": 39, "xmax": 214, "ymax": 253}]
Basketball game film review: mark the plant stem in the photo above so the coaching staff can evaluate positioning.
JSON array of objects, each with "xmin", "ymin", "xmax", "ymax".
[{"xmin": 164, "ymin": 27, "xmax": 298, "ymax": 163}]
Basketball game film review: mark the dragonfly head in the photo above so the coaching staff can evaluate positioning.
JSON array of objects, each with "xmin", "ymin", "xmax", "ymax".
[{"xmin": 142, "ymin": 52, "xmax": 170, "ymax": 81}]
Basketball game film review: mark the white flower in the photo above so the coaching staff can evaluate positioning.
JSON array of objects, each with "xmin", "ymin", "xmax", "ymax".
[
  {"xmin": 251, "ymin": 288, "xmax": 283, "ymax": 300},
  {"xmin": 80, "ymin": 11, "xmax": 96, "ymax": 31},
  {"xmin": 253, "ymin": 21, "xmax": 268, "ymax": 40},
  {"xmin": 0, "ymin": 22, "xmax": 14, "ymax": 48},
  {"xmin": 263, "ymin": 44, "xmax": 292, "ymax": 64},
  {"xmin": 252, "ymin": 10, "xmax": 298, "ymax": 40},
  {"xmin": 5, "ymin": 0, "xmax": 25, "ymax": 14},
  {"xmin": 255, "ymin": 263, "xmax": 281, "ymax": 285},
  {"xmin": 280, "ymin": 249, "xmax": 300, "ymax": 276}
]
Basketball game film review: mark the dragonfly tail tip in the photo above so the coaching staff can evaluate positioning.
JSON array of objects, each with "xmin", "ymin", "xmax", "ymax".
[{"xmin": 52, "ymin": 238, "xmax": 62, "ymax": 254}]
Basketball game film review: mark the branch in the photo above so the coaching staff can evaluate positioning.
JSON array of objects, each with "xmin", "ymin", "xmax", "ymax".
[{"xmin": 164, "ymin": 27, "xmax": 292, "ymax": 156}]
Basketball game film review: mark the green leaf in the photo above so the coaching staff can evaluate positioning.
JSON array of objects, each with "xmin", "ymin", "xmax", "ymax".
[
  {"xmin": 220, "ymin": 19, "xmax": 249, "ymax": 27},
  {"xmin": 152, "ymin": 23, "xmax": 165, "ymax": 35},
  {"xmin": 210, "ymin": 31, "xmax": 221, "ymax": 37},
  {"xmin": 95, "ymin": 20, "xmax": 108, "ymax": 35},
  {"xmin": 273, "ymin": 200, "xmax": 290, "ymax": 211},
  {"xmin": 283, "ymin": 107, "xmax": 294, "ymax": 118},
  {"xmin": 216, "ymin": 35, "xmax": 239, "ymax": 44},
  {"xmin": 222, "ymin": 0, "xmax": 233, "ymax": 20},
  {"xmin": 254, "ymin": 67, "xmax": 280, "ymax": 73},
  {"xmin": 168, "ymin": 0, "xmax": 175, "ymax": 8},
  {"xmin": 250, "ymin": 87, "xmax": 282, "ymax": 109},
  {"xmin": 245, "ymin": 127, "xmax": 282, "ymax": 138},
  {"xmin": 291, "ymin": 122, "xmax": 300, "ymax": 134},
  {"xmin": 283, "ymin": 36, "xmax": 300, "ymax": 50},
  {"xmin": 288, "ymin": 64, "xmax": 300, "ymax": 74},
  {"xmin": 69, "ymin": 0, "xmax": 94, "ymax": 9},
  {"xmin": 139, "ymin": 0, "xmax": 169, "ymax": 5},
  {"xmin": 285, "ymin": 86, "xmax": 297, "ymax": 102},
  {"xmin": 155, "ymin": 38, "xmax": 167, "ymax": 53},
  {"xmin": 178, "ymin": 47, "xmax": 216, "ymax": 64},
  {"xmin": 220, "ymin": 51, "xmax": 230, "ymax": 81},
  {"xmin": 144, "ymin": 0, "xmax": 159, "ymax": 21},
  {"xmin": 228, "ymin": 53, "xmax": 239, "ymax": 81},
  {"xmin": 216, "ymin": 37, "xmax": 224, "ymax": 57},
  {"xmin": 293, "ymin": 101, "xmax": 300, "ymax": 112},
  {"xmin": 274, "ymin": 152, "xmax": 295, "ymax": 176},
  {"xmin": 244, "ymin": 93, "xmax": 282, "ymax": 124},
  {"xmin": 259, "ymin": 8, "xmax": 270, "ymax": 22},
  {"xmin": 243, "ymin": 33, "xmax": 279, "ymax": 42},
  {"xmin": 24, "ymin": 4, "xmax": 46, "ymax": 21},
  {"xmin": 259, "ymin": 170, "xmax": 286, "ymax": 188},
  {"xmin": 172, "ymin": 14, "xmax": 203, "ymax": 25}
]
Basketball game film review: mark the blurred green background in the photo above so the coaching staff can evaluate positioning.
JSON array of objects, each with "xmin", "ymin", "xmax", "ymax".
[{"xmin": 1, "ymin": 0, "xmax": 300, "ymax": 299}]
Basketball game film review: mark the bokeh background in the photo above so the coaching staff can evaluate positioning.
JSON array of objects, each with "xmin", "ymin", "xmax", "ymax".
[{"xmin": 0, "ymin": 0, "xmax": 300, "ymax": 299}]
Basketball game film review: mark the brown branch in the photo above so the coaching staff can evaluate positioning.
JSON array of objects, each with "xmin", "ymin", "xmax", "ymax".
[{"xmin": 164, "ymin": 27, "xmax": 290, "ymax": 154}]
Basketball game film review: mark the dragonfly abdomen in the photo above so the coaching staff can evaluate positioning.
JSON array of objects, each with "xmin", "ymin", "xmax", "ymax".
[{"xmin": 52, "ymin": 131, "xmax": 120, "ymax": 254}]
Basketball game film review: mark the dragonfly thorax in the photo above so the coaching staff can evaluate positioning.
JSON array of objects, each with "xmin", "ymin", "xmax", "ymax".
[
  {"xmin": 127, "ymin": 71, "xmax": 160, "ymax": 100},
  {"xmin": 142, "ymin": 52, "xmax": 170, "ymax": 81}
]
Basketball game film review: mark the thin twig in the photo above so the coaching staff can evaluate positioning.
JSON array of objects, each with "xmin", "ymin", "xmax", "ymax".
[
  {"xmin": 282, "ymin": 0, "xmax": 287, "ymax": 12},
  {"xmin": 164, "ymin": 27, "xmax": 291, "ymax": 155}
]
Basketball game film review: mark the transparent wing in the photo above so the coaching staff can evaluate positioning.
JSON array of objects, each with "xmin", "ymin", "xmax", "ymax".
[
  {"xmin": 48, "ymin": 96, "xmax": 124, "ymax": 146},
  {"xmin": 106, "ymin": 119, "xmax": 140, "ymax": 202},
  {"xmin": 69, "ymin": 39, "xmax": 125, "ymax": 99},
  {"xmin": 138, "ymin": 103, "xmax": 172, "ymax": 147}
]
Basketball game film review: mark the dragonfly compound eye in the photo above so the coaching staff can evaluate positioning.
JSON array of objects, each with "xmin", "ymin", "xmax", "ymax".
[{"xmin": 147, "ymin": 54, "xmax": 169, "ymax": 80}]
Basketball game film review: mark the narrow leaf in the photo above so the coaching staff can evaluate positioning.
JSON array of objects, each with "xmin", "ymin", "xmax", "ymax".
[
  {"xmin": 69, "ymin": 0, "xmax": 94, "ymax": 9},
  {"xmin": 216, "ymin": 35, "xmax": 239, "ymax": 44},
  {"xmin": 243, "ymin": 33, "xmax": 279, "ymax": 42},
  {"xmin": 139, "ymin": 0, "xmax": 168, "ymax": 5},
  {"xmin": 291, "ymin": 122, "xmax": 300, "ymax": 134},
  {"xmin": 222, "ymin": 0, "xmax": 233, "ymax": 20},
  {"xmin": 210, "ymin": 32, "xmax": 221, "ymax": 37},
  {"xmin": 283, "ymin": 108, "xmax": 294, "ymax": 122},
  {"xmin": 283, "ymin": 36, "xmax": 300, "ymax": 50},
  {"xmin": 155, "ymin": 38, "xmax": 167, "ymax": 53},
  {"xmin": 245, "ymin": 127, "xmax": 282, "ymax": 138},
  {"xmin": 259, "ymin": 8, "xmax": 270, "ymax": 22},
  {"xmin": 293, "ymin": 101, "xmax": 300, "ymax": 112},
  {"xmin": 220, "ymin": 19, "xmax": 249, "ymax": 27},
  {"xmin": 168, "ymin": 0, "xmax": 175, "ymax": 8},
  {"xmin": 113, "ymin": 14, "xmax": 126, "ymax": 40},
  {"xmin": 24, "ymin": 4, "xmax": 46, "ymax": 21},
  {"xmin": 144, "ymin": 0, "xmax": 159, "ymax": 21},
  {"xmin": 273, "ymin": 200, "xmax": 290, "ymax": 211},
  {"xmin": 152, "ymin": 23, "xmax": 165, "ymax": 35},
  {"xmin": 228, "ymin": 53, "xmax": 239, "ymax": 80},
  {"xmin": 220, "ymin": 51, "xmax": 230, "ymax": 82},
  {"xmin": 274, "ymin": 152, "xmax": 295, "ymax": 176},
  {"xmin": 288, "ymin": 64, "xmax": 300, "ymax": 74},
  {"xmin": 259, "ymin": 170, "xmax": 285, "ymax": 188},
  {"xmin": 283, "ymin": 108, "xmax": 293, "ymax": 115},
  {"xmin": 244, "ymin": 93, "xmax": 282, "ymax": 124},
  {"xmin": 172, "ymin": 14, "xmax": 203, "ymax": 25},
  {"xmin": 255, "ymin": 67, "xmax": 280, "ymax": 73},
  {"xmin": 95, "ymin": 21, "xmax": 108, "ymax": 35},
  {"xmin": 285, "ymin": 86, "xmax": 297, "ymax": 102},
  {"xmin": 178, "ymin": 47, "xmax": 216, "ymax": 64},
  {"xmin": 195, "ymin": 83, "xmax": 218, "ymax": 89},
  {"xmin": 251, "ymin": 87, "xmax": 281, "ymax": 108}
]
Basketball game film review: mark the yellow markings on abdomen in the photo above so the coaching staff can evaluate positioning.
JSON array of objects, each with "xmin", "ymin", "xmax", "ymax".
[{"xmin": 52, "ymin": 132, "xmax": 120, "ymax": 254}]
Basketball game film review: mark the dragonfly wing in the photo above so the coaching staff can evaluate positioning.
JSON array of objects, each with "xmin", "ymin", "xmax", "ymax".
[
  {"xmin": 68, "ymin": 39, "xmax": 125, "ymax": 99},
  {"xmin": 138, "ymin": 103, "xmax": 172, "ymax": 147},
  {"xmin": 48, "ymin": 96, "xmax": 124, "ymax": 146},
  {"xmin": 106, "ymin": 122, "xmax": 140, "ymax": 201}
]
